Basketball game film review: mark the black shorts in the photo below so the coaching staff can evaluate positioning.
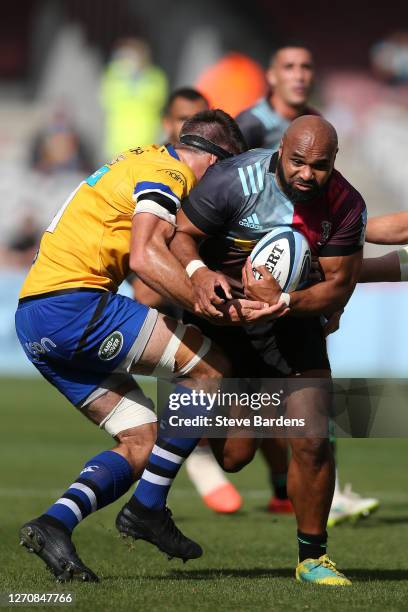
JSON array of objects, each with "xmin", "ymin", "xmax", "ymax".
[{"xmin": 183, "ymin": 313, "xmax": 330, "ymax": 377}]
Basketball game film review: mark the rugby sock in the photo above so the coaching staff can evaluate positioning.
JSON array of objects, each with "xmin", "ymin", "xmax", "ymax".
[
  {"xmin": 131, "ymin": 384, "xmax": 208, "ymax": 510},
  {"xmin": 297, "ymin": 530, "xmax": 328, "ymax": 562},
  {"xmin": 43, "ymin": 450, "xmax": 133, "ymax": 533},
  {"xmin": 271, "ymin": 472, "xmax": 288, "ymax": 500}
]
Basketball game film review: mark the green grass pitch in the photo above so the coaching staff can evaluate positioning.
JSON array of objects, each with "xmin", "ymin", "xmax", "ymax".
[{"xmin": 1, "ymin": 377, "xmax": 407, "ymax": 611}]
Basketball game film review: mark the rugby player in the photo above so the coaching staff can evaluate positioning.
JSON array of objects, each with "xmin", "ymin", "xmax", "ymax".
[
  {"xmin": 133, "ymin": 87, "xmax": 244, "ymax": 514},
  {"xmin": 236, "ymin": 45, "xmax": 316, "ymax": 150},
  {"xmin": 15, "ymin": 110, "xmax": 285, "ymax": 582},
  {"xmin": 237, "ymin": 45, "xmax": 377, "ymax": 522},
  {"xmin": 161, "ymin": 115, "xmax": 365, "ymax": 585}
]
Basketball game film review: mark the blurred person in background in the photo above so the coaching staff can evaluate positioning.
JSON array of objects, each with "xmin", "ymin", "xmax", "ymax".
[
  {"xmin": 371, "ymin": 31, "xmax": 408, "ymax": 85},
  {"xmin": 0, "ymin": 214, "xmax": 40, "ymax": 270},
  {"xmin": 101, "ymin": 38, "xmax": 168, "ymax": 157},
  {"xmin": 236, "ymin": 45, "xmax": 379, "ymax": 524},
  {"xmin": 195, "ymin": 52, "xmax": 265, "ymax": 117},
  {"xmin": 236, "ymin": 45, "xmax": 316, "ymax": 150},
  {"xmin": 31, "ymin": 109, "xmax": 93, "ymax": 175},
  {"xmin": 132, "ymin": 87, "xmax": 243, "ymax": 514}
]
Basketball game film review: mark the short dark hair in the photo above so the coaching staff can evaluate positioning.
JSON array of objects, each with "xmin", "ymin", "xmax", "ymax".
[
  {"xmin": 269, "ymin": 43, "xmax": 313, "ymax": 67},
  {"xmin": 164, "ymin": 87, "xmax": 209, "ymax": 115},
  {"xmin": 179, "ymin": 109, "xmax": 248, "ymax": 156}
]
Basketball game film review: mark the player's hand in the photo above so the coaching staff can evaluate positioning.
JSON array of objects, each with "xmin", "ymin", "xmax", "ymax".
[
  {"xmin": 191, "ymin": 267, "xmax": 232, "ymax": 318},
  {"xmin": 323, "ymin": 309, "xmax": 344, "ymax": 337},
  {"xmin": 212, "ymin": 299, "xmax": 289, "ymax": 325},
  {"xmin": 225, "ymin": 299, "xmax": 289, "ymax": 324},
  {"xmin": 242, "ymin": 258, "xmax": 282, "ymax": 304}
]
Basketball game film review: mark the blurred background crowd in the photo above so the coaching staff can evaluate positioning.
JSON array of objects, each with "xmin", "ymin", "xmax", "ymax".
[{"xmin": 2, "ymin": 0, "xmax": 408, "ymax": 375}]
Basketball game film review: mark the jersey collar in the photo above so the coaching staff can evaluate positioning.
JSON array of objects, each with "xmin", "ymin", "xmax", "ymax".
[{"xmin": 165, "ymin": 144, "xmax": 180, "ymax": 160}]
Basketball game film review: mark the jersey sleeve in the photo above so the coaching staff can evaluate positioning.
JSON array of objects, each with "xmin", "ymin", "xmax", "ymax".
[
  {"xmin": 133, "ymin": 164, "xmax": 192, "ymax": 225},
  {"xmin": 236, "ymin": 110, "xmax": 265, "ymax": 149},
  {"xmin": 320, "ymin": 189, "xmax": 367, "ymax": 257},
  {"xmin": 181, "ymin": 163, "xmax": 234, "ymax": 235}
]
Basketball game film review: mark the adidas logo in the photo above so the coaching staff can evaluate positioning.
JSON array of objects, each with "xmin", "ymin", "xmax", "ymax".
[{"xmin": 239, "ymin": 213, "xmax": 262, "ymax": 230}]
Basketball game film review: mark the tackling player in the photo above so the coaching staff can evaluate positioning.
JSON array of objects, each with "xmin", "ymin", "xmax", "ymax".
[
  {"xmin": 15, "ymin": 110, "xmax": 283, "ymax": 582},
  {"xmin": 161, "ymin": 115, "xmax": 365, "ymax": 585},
  {"xmin": 132, "ymin": 89, "xmax": 244, "ymax": 514}
]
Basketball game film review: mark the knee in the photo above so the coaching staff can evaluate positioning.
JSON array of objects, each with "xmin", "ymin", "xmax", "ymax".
[
  {"xmin": 116, "ymin": 423, "xmax": 157, "ymax": 478},
  {"xmin": 217, "ymin": 442, "xmax": 256, "ymax": 473},
  {"xmin": 291, "ymin": 437, "xmax": 331, "ymax": 467}
]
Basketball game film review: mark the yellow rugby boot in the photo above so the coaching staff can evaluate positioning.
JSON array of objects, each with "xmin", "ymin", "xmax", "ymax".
[{"xmin": 296, "ymin": 554, "xmax": 352, "ymax": 586}]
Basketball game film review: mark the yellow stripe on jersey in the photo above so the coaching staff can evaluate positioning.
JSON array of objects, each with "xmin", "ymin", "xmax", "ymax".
[{"xmin": 20, "ymin": 145, "xmax": 196, "ymax": 299}]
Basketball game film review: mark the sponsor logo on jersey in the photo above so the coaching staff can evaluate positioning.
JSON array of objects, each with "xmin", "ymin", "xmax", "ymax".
[
  {"xmin": 158, "ymin": 168, "xmax": 187, "ymax": 186},
  {"xmin": 317, "ymin": 220, "xmax": 332, "ymax": 246},
  {"xmin": 239, "ymin": 213, "xmax": 262, "ymax": 230},
  {"xmin": 130, "ymin": 147, "xmax": 145, "ymax": 155},
  {"xmin": 98, "ymin": 331, "xmax": 124, "ymax": 361}
]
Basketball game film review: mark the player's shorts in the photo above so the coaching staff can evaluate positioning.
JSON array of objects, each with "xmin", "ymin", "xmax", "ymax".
[
  {"xmin": 15, "ymin": 289, "xmax": 158, "ymax": 407},
  {"xmin": 183, "ymin": 312, "xmax": 330, "ymax": 377}
]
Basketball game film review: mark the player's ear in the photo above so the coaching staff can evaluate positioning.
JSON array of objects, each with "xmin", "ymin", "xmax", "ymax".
[
  {"xmin": 278, "ymin": 139, "xmax": 283, "ymax": 158},
  {"xmin": 162, "ymin": 116, "xmax": 171, "ymax": 136},
  {"xmin": 266, "ymin": 67, "xmax": 277, "ymax": 88},
  {"xmin": 209, "ymin": 153, "xmax": 218, "ymax": 166}
]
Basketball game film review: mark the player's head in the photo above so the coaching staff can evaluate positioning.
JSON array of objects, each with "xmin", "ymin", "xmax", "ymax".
[
  {"xmin": 277, "ymin": 115, "xmax": 338, "ymax": 202},
  {"xmin": 267, "ymin": 45, "xmax": 314, "ymax": 109},
  {"xmin": 163, "ymin": 88, "xmax": 209, "ymax": 145},
  {"xmin": 176, "ymin": 109, "xmax": 248, "ymax": 180}
]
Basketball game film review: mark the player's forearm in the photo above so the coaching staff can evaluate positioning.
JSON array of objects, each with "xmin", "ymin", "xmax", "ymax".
[
  {"xmin": 131, "ymin": 243, "xmax": 195, "ymax": 310},
  {"xmin": 359, "ymin": 251, "xmax": 402, "ymax": 283},
  {"xmin": 288, "ymin": 280, "xmax": 355, "ymax": 317},
  {"xmin": 170, "ymin": 231, "xmax": 203, "ymax": 268},
  {"xmin": 366, "ymin": 213, "xmax": 408, "ymax": 244}
]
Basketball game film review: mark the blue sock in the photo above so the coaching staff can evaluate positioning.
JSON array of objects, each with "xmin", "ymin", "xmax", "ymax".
[
  {"xmin": 44, "ymin": 450, "xmax": 133, "ymax": 533},
  {"xmin": 132, "ymin": 385, "xmax": 209, "ymax": 510}
]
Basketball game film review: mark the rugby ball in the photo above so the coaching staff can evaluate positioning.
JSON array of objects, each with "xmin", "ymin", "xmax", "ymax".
[{"xmin": 250, "ymin": 227, "xmax": 311, "ymax": 292}]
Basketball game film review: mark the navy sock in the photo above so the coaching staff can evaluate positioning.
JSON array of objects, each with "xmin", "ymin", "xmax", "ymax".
[
  {"xmin": 271, "ymin": 472, "xmax": 288, "ymax": 500},
  {"xmin": 298, "ymin": 530, "xmax": 328, "ymax": 562},
  {"xmin": 133, "ymin": 384, "xmax": 209, "ymax": 510},
  {"xmin": 44, "ymin": 450, "xmax": 133, "ymax": 533}
]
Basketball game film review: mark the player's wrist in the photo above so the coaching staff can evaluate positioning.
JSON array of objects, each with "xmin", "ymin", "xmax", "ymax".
[
  {"xmin": 186, "ymin": 259, "xmax": 207, "ymax": 278},
  {"xmin": 279, "ymin": 292, "xmax": 291, "ymax": 306}
]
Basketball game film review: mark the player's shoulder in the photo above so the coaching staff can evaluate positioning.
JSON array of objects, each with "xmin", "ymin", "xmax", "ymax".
[
  {"xmin": 126, "ymin": 144, "xmax": 195, "ymax": 187},
  {"xmin": 202, "ymin": 148, "xmax": 273, "ymax": 184},
  {"xmin": 244, "ymin": 98, "xmax": 283, "ymax": 130},
  {"xmin": 328, "ymin": 169, "xmax": 366, "ymax": 210}
]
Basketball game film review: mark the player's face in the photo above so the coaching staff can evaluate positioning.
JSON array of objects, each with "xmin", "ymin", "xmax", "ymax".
[
  {"xmin": 277, "ymin": 138, "xmax": 336, "ymax": 202},
  {"xmin": 188, "ymin": 152, "xmax": 216, "ymax": 181},
  {"xmin": 163, "ymin": 98, "xmax": 209, "ymax": 145},
  {"xmin": 267, "ymin": 48, "xmax": 314, "ymax": 107}
]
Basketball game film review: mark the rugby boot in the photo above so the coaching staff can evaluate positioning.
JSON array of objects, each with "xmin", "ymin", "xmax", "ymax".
[
  {"xmin": 296, "ymin": 554, "xmax": 352, "ymax": 586},
  {"xmin": 19, "ymin": 517, "xmax": 99, "ymax": 582},
  {"xmin": 116, "ymin": 501, "xmax": 203, "ymax": 561}
]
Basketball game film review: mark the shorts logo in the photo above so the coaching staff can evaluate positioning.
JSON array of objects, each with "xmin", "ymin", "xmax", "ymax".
[{"xmin": 98, "ymin": 331, "xmax": 124, "ymax": 361}]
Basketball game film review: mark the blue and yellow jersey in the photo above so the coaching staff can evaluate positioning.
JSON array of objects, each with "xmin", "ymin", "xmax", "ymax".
[{"xmin": 20, "ymin": 145, "xmax": 196, "ymax": 299}]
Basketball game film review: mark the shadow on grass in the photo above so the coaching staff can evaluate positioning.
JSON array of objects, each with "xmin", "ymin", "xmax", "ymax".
[{"xmin": 105, "ymin": 567, "xmax": 408, "ymax": 582}]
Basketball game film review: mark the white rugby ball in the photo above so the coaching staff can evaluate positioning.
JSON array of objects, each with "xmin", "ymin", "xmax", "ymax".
[{"xmin": 250, "ymin": 227, "xmax": 311, "ymax": 292}]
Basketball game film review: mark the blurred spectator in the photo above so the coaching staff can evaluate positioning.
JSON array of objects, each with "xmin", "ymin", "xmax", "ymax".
[
  {"xmin": 101, "ymin": 38, "xmax": 168, "ymax": 156},
  {"xmin": 0, "ymin": 214, "xmax": 40, "ymax": 270},
  {"xmin": 371, "ymin": 31, "xmax": 408, "ymax": 84},
  {"xmin": 31, "ymin": 109, "xmax": 93, "ymax": 175},
  {"xmin": 195, "ymin": 52, "xmax": 265, "ymax": 117},
  {"xmin": 163, "ymin": 87, "xmax": 209, "ymax": 144}
]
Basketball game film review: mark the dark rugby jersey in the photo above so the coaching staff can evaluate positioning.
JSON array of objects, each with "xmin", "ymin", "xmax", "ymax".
[
  {"xmin": 236, "ymin": 98, "xmax": 319, "ymax": 150},
  {"xmin": 181, "ymin": 149, "xmax": 367, "ymax": 296}
]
